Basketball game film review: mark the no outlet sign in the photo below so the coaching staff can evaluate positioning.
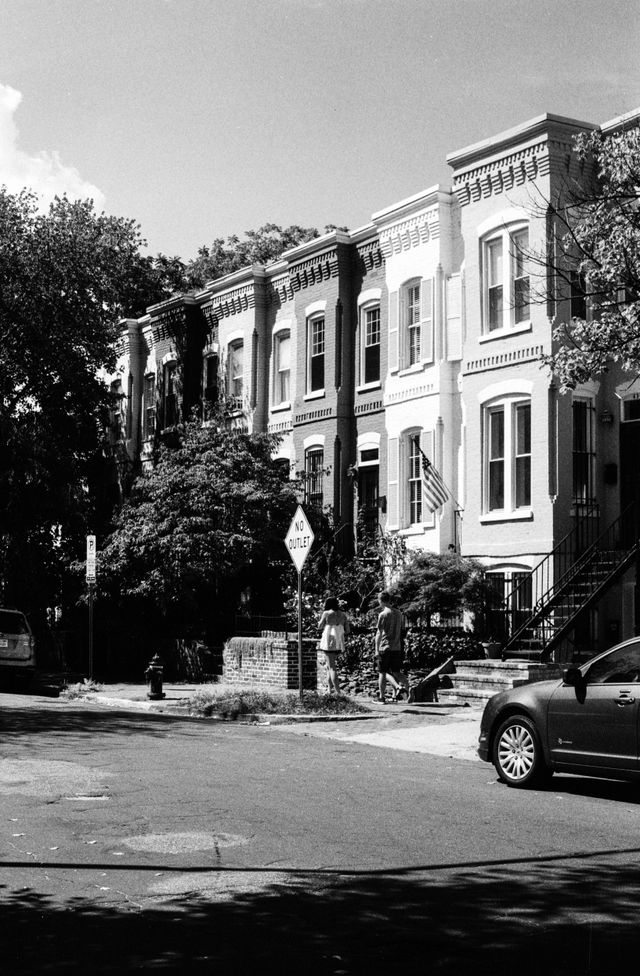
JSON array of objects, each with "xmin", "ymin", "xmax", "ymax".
[{"xmin": 285, "ymin": 506, "xmax": 315, "ymax": 573}]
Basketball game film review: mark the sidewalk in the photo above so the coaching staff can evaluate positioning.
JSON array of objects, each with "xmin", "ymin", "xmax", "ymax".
[{"xmin": 56, "ymin": 681, "xmax": 483, "ymax": 762}]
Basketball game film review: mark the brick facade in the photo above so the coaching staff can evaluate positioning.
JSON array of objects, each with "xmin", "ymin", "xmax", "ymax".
[{"xmin": 109, "ymin": 105, "xmax": 640, "ymax": 660}]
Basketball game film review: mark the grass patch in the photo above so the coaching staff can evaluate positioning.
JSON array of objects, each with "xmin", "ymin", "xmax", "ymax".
[
  {"xmin": 187, "ymin": 686, "xmax": 368, "ymax": 720},
  {"xmin": 59, "ymin": 678, "xmax": 104, "ymax": 699}
]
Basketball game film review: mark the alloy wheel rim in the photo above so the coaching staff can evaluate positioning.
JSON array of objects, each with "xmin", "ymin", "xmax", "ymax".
[{"xmin": 498, "ymin": 724, "xmax": 535, "ymax": 781}]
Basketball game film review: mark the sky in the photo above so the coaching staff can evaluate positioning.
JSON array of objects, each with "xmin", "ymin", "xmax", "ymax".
[{"xmin": 1, "ymin": 0, "xmax": 639, "ymax": 261}]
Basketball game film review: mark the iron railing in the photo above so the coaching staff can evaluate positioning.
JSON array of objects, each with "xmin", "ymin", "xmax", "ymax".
[{"xmin": 502, "ymin": 502, "xmax": 640, "ymax": 660}]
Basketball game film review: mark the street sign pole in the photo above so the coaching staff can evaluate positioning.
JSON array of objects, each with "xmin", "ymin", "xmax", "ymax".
[
  {"xmin": 86, "ymin": 535, "xmax": 96, "ymax": 680},
  {"xmin": 284, "ymin": 506, "xmax": 315, "ymax": 702},
  {"xmin": 297, "ymin": 569, "xmax": 303, "ymax": 701},
  {"xmin": 88, "ymin": 582, "xmax": 94, "ymax": 680}
]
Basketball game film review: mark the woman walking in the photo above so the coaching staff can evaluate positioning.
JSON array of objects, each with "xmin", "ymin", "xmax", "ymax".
[{"xmin": 318, "ymin": 596, "xmax": 350, "ymax": 694}]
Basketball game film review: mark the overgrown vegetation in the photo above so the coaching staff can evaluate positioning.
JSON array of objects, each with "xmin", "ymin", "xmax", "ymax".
[
  {"xmin": 96, "ymin": 413, "xmax": 298, "ymax": 654},
  {"xmin": 540, "ymin": 125, "xmax": 640, "ymax": 389},
  {"xmin": 187, "ymin": 687, "xmax": 367, "ymax": 719}
]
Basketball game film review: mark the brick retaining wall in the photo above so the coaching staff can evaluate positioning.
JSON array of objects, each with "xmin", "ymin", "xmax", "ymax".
[{"xmin": 223, "ymin": 634, "xmax": 319, "ymax": 690}]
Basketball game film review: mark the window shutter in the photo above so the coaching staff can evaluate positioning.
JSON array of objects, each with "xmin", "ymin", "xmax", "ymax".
[
  {"xmin": 446, "ymin": 274, "xmax": 462, "ymax": 361},
  {"xmin": 388, "ymin": 291, "xmax": 399, "ymax": 372},
  {"xmin": 421, "ymin": 278, "xmax": 434, "ymax": 362},
  {"xmin": 420, "ymin": 430, "xmax": 435, "ymax": 526},
  {"xmin": 387, "ymin": 436, "xmax": 399, "ymax": 529}
]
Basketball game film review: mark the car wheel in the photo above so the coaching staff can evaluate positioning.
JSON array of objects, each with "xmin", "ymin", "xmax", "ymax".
[{"xmin": 492, "ymin": 715, "xmax": 551, "ymax": 789}]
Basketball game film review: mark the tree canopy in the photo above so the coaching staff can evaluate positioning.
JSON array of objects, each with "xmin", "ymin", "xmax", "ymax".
[
  {"xmin": 0, "ymin": 188, "xmax": 155, "ymax": 613},
  {"xmin": 183, "ymin": 222, "xmax": 330, "ymax": 290},
  {"xmin": 98, "ymin": 416, "xmax": 298, "ymax": 640},
  {"xmin": 543, "ymin": 125, "xmax": 640, "ymax": 390}
]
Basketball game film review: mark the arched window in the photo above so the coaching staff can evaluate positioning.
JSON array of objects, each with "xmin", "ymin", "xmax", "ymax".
[
  {"xmin": 483, "ymin": 397, "xmax": 531, "ymax": 514},
  {"xmin": 481, "ymin": 224, "xmax": 530, "ymax": 334},
  {"xmin": 227, "ymin": 340, "xmax": 244, "ymax": 407}
]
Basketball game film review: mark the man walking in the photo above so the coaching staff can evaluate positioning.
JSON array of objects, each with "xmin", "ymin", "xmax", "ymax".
[{"xmin": 374, "ymin": 590, "xmax": 408, "ymax": 702}]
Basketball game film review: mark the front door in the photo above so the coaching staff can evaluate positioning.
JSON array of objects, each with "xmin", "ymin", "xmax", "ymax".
[
  {"xmin": 358, "ymin": 466, "xmax": 379, "ymax": 538},
  {"xmin": 620, "ymin": 415, "xmax": 640, "ymax": 514}
]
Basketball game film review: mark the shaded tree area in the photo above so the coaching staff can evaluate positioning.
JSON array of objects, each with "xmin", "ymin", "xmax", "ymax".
[
  {"xmin": 1, "ymin": 841, "xmax": 639, "ymax": 975},
  {"xmin": 389, "ymin": 550, "xmax": 494, "ymax": 627},
  {"xmin": 540, "ymin": 124, "xmax": 640, "ymax": 389},
  {"xmin": 0, "ymin": 189, "xmax": 158, "ymax": 644},
  {"xmin": 95, "ymin": 414, "xmax": 298, "ymax": 672},
  {"xmin": 128, "ymin": 223, "xmax": 332, "ymax": 313},
  {"xmin": 183, "ymin": 222, "xmax": 324, "ymax": 290}
]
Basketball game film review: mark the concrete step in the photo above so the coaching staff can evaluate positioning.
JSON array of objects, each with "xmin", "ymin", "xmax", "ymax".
[
  {"xmin": 438, "ymin": 686, "xmax": 498, "ymax": 705},
  {"xmin": 438, "ymin": 660, "xmax": 563, "ymax": 706}
]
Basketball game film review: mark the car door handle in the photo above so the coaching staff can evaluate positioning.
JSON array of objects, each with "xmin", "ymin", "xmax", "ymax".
[{"xmin": 616, "ymin": 692, "xmax": 636, "ymax": 706}]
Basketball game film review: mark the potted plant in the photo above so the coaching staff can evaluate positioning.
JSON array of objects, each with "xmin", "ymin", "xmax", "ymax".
[{"xmin": 480, "ymin": 636, "xmax": 502, "ymax": 660}]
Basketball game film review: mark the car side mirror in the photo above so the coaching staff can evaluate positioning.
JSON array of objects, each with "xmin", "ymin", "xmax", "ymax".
[{"xmin": 563, "ymin": 666, "xmax": 584, "ymax": 686}]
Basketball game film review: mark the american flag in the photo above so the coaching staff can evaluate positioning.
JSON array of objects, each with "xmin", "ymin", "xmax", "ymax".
[{"xmin": 420, "ymin": 452, "xmax": 449, "ymax": 513}]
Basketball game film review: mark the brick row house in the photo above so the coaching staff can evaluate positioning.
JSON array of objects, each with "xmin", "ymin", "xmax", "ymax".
[{"xmin": 109, "ymin": 105, "xmax": 640, "ymax": 663}]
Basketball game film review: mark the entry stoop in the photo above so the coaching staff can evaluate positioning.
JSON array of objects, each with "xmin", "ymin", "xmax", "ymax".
[{"xmin": 437, "ymin": 660, "xmax": 563, "ymax": 705}]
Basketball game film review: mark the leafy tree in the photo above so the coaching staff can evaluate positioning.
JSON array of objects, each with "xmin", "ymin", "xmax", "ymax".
[
  {"xmin": 184, "ymin": 223, "xmax": 324, "ymax": 289},
  {"xmin": 541, "ymin": 124, "xmax": 640, "ymax": 389},
  {"xmin": 389, "ymin": 550, "xmax": 493, "ymax": 627},
  {"xmin": 123, "ymin": 252, "xmax": 189, "ymax": 316},
  {"xmin": 0, "ymin": 188, "xmax": 156, "ymax": 618},
  {"xmin": 97, "ymin": 415, "xmax": 298, "ymax": 645}
]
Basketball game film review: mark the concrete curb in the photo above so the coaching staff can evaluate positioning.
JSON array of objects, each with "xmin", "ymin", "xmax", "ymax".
[{"xmin": 62, "ymin": 692, "xmax": 472, "ymax": 724}]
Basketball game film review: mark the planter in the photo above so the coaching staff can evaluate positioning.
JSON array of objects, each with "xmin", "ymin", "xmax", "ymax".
[{"xmin": 482, "ymin": 641, "xmax": 502, "ymax": 660}]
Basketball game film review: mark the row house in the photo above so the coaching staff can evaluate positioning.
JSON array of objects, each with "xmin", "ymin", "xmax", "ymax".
[{"xmin": 109, "ymin": 104, "xmax": 640, "ymax": 662}]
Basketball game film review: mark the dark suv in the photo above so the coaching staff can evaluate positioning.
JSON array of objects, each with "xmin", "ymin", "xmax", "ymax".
[
  {"xmin": 478, "ymin": 638, "xmax": 640, "ymax": 788},
  {"xmin": 0, "ymin": 608, "xmax": 35, "ymax": 686}
]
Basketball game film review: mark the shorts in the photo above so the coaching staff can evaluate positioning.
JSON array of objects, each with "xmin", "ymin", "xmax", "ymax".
[{"xmin": 376, "ymin": 649, "xmax": 402, "ymax": 674}]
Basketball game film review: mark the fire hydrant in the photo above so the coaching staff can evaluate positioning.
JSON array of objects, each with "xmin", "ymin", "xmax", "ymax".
[{"xmin": 145, "ymin": 654, "xmax": 165, "ymax": 700}]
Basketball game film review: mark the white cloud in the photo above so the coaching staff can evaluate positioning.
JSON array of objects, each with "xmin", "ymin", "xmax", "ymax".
[{"xmin": 0, "ymin": 83, "xmax": 105, "ymax": 209}]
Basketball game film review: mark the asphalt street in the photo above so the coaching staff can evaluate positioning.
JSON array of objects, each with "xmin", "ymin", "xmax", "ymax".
[{"xmin": 1, "ymin": 691, "xmax": 640, "ymax": 975}]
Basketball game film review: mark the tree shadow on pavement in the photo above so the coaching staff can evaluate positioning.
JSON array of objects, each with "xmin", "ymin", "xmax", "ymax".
[
  {"xmin": 1, "ymin": 851, "xmax": 640, "ymax": 975},
  {"xmin": 0, "ymin": 704, "xmax": 187, "ymax": 741}
]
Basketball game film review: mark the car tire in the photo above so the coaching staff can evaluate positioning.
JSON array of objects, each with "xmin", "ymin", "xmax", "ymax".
[{"xmin": 492, "ymin": 714, "xmax": 552, "ymax": 789}]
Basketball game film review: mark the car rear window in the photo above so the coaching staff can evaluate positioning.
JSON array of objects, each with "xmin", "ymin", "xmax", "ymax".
[{"xmin": 0, "ymin": 611, "xmax": 29, "ymax": 634}]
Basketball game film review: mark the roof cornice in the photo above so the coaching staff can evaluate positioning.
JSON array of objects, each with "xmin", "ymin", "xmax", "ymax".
[
  {"xmin": 372, "ymin": 184, "xmax": 450, "ymax": 228},
  {"xmin": 447, "ymin": 113, "xmax": 596, "ymax": 175}
]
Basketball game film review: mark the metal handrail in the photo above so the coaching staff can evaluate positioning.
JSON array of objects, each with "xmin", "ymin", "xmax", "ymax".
[
  {"xmin": 497, "ymin": 503, "xmax": 600, "ymax": 647},
  {"xmin": 502, "ymin": 501, "xmax": 640, "ymax": 658}
]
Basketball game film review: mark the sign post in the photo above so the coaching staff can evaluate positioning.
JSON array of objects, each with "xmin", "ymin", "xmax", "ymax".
[
  {"xmin": 86, "ymin": 535, "xmax": 96, "ymax": 680},
  {"xmin": 285, "ymin": 506, "xmax": 315, "ymax": 699}
]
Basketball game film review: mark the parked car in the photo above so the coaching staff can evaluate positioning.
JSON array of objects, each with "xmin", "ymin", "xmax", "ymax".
[
  {"xmin": 478, "ymin": 637, "xmax": 640, "ymax": 788},
  {"xmin": 0, "ymin": 608, "xmax": 36, "ymax": 687}
]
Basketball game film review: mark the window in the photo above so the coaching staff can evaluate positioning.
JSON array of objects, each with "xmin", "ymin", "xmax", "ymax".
[
  {"xmin": 273, "ymin": 331, "xmax": 291, "ymax": 405},
  {"xmin": 408, "ymin": 435, "xmax": 423, "ymax": 525},
  {"xmin": 622, "ymin": 397, "xmax": 640, "ymax": 422},
  {"xmin": 307, "ymin": 315, "xmax": 325, "ymax": 393},
  {"xmin": 305, "ymin": 448, "xmax": 324, "ymax": 510},
  {"xmin": 570, "ymin": 269, "xmax": 588, "ymax": 320},
  {"xmin": 228, "ymin": 341, "xmax": 243, "ymax": 406},
  {"xmin": 360, "ymin": 305, "xmax": 381, "ymax": 385},
  {"xmin": 142, "ymin": 373, "xmax": 156, "ymax": 442},
  {"xmin": 126, "ymin": 373, "xmax": 133, "ymax": 438},
  {"xmin": 203, "ymin": 353, "xmax": 218, "ymax": 408},
  {"xmin": 572, "ymin": 398, "xmax": 596, "ymax": 505},
  {"xmin": 484, "ymin": 399, "xmax": 531, "ymax": 514},
  {"xmin": 162, "ymin": 362, "xmax": 177, "ymax": 428},
  {"xmin": 482, "ymin": 225, "xmax": 530, "ymax": 333},
  {"xmin": 109, "ymin": 379, "xmax": 123, "ymax": 436},
  {"xmin": 406, "ymin": 284, "xmax": 421, "ymax": 365},
  {"xmin": 585, "ymin": 642, "xmax": 640, "ymax": 684}
]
